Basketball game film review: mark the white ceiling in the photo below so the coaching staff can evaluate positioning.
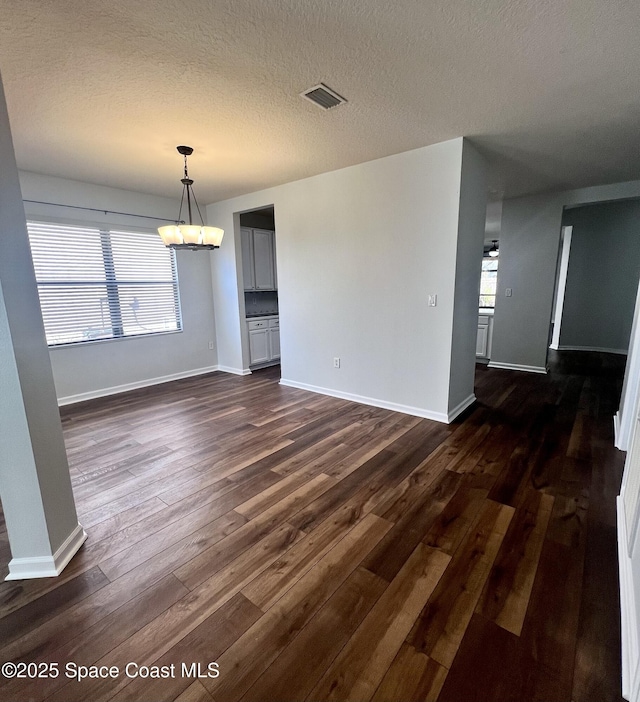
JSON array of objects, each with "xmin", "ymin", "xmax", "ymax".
[{"xmin": 1, "ymin": 0, "xmax": 640, "ymax": 203}]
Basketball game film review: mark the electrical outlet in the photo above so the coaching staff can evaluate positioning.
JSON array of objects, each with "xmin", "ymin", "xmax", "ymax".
[
  {"xmin": 208, "ymin": 341, "xmax": 214, "ymax": 350},
  {"xmin": 505, "ymin": 288, "xmax": 512, "ymax": 297},
  {"xmin": 428, "ymin": 294, "xmax": 437, "ymax": 307},
  {"xmin": 333, "ymin": 357, "xmax": 340, "ymax": 369}
]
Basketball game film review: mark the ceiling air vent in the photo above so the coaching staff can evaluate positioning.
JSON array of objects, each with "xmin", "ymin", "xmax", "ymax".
[{"xmin": 301, "ymin": 83, "xmax": 347, "ymax": 110}]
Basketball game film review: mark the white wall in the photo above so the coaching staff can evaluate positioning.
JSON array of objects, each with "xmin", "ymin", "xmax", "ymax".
[
  {"xmin": 618, "ymin": 302, "xmax": 640, "ymax": 701},
  {"xmin": 550, "ymin": 226, "xmax": 572, "ymax": 350},
  {"xmin": 484, "ymin": 199, "xmax": 502, "ymax": 238},
  {"xmin": 559, "ymin": 200, "xmax": 640, "ymax": 354},
  {"xmin": 492, "ymin": 179, "xmax": 640, "ymax": 372},
  {"xmin": 209, "ymin": 210, "xmax": 247, "ymax": 375},
  {"xmin": 627, "ymin": 534, "xmax": 640, "ymax": 702},
  {"xmin": 19, "ymin": 172, "xmax": 219, "ymax": 403},
  {"xmin": 448, "ymin": 141, "xmax": 488, "ymax": 413},
  {"xmin": 618, "ymin": 281, "xmax": 640, "ymax": 450},
  {"xmin": 207, "ymin": 138, "xmax": 487, "ymax": 422}
]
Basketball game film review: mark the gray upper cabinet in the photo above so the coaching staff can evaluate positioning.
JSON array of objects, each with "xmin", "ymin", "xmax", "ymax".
[
  {"xmin": 241, "ymin": 228, "xmax": 255, "ymax": 290},
  {"xmin": 241, "ymin": 227, "xmax": 276, "ymax": 291}
]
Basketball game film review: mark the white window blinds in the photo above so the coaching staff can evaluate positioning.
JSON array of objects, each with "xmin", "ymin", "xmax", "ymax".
[{"xmin": 27, "ymin": 222, "xmax": 182, "ymax": 346}]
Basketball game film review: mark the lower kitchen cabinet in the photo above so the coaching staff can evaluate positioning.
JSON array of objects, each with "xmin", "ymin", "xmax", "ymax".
[
  {"xmin": 476, "ymin": 314, "xmax": 493, "ymax": 359},
  {"xmin": 248, "ymin": 316, "xmax": 280, "ymax": 366}
]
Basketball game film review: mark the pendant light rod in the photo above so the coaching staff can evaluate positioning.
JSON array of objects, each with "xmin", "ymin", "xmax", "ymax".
[{"xmin": 178, "ymin": 146, "xmax": 195, "ymax": 226}]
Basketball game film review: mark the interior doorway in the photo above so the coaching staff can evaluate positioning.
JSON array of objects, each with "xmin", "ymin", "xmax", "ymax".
[
  {"xmin": 476, "ymin": 238, "xmax": 499, "ymax": 365},
  {"xmin": 549, "ymin": 199, "xmax": 640, "ymax": 362},
  {"xmin": 237, "ymin": 206, "xmax": 280, "ymax": 377}
]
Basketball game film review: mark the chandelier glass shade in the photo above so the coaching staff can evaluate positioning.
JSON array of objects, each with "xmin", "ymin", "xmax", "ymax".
[
  {"xmin": 158, "ymin": 146, "xmax": 224, "ymax": 250},
  {"xmin": 157, "ymin": 223, "xmax": 224, "ymax": 248}
]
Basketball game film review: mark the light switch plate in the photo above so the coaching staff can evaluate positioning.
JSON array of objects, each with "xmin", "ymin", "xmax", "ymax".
[{"xmin": 428, "ymin": 294, "xmax": 437, "ymax": 307}]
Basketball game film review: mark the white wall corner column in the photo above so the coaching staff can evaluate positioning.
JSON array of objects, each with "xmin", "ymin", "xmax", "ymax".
[
  {"xmin": 0, "ymin": 72, "xmax": 85, "ymax": 580},
  {"xmin": 615, "ymin": 278, "xmax": 640, "ymax": 451},
  {"xmin": 209, "ymin": 211, "xmax": 247, "ymax": 373},
  {"xmin": 618, "ymin": 497, "xmax": 640, "ymax": 702},
  {"xmin": 549, "ymin": 225, "xmax": 573, "ymax": 350},
  {"xmin": 617, "ymin": 272, "xmax": 640, "ymax": 701},
  {"xmin": 447, "ymin": 139, "xmax": 487, "ymax": 419}
]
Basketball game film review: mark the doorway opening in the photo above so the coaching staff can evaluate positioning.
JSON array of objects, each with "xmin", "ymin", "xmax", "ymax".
[
  {"xmin": 549, "ymin": 199, "xmax": 640, "ymax": 362},
  {"xmin": 238, "ymin": 207, "xmax": 280, "ymax": 377},
  {"xmin": 476, "ymin": 239, "xmax": 499, "ymax": 366}
]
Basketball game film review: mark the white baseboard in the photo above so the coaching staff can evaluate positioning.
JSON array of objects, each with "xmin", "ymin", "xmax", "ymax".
[
  {"xmin": 279, "ymin": 378, "xmax": 449, "ymax": 423},
  {"xmin": 556, "ymin": 345, "xmax": 628, "ymax": 355},
  {"xmin": 5, "ymin": 523, "xmax": 87, "ymax": 580},
  {"xmin": 487, "ymin": 361, "xmax": 548, "ymax": 374},
  {"xmin": 217, "ymin": 366, "xmax": 252, "ymax": 376},
  {"xmin": 57, "ymin": 365, "xmax": 221, "ymax": 406},
  {"xmin": 448, "ymin": 394, "xmax": 476, "ymax": 422},
  {"xmin": 618, "ymin": 496, "xmax": 640, "ymax": 702}
]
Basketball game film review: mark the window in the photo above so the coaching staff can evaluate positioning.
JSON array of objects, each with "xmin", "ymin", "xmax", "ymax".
[
  {"xmin": 479, "ymin": 257, "xmax": 498, "ymax": 308},
  {"xmin": 27, "ymin": 222, "xmax": 182, "ymax": 346}
]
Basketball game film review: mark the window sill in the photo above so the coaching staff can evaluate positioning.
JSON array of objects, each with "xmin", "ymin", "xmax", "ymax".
[{"xmin": 48, "ymin": 328, "xmax": 183, "ymax": 350}]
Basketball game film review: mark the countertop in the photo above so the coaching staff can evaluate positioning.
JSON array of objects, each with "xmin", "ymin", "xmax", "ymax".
[{"xmin": 246, "ymin": 312, "xmax": 279, "ymax": 319}]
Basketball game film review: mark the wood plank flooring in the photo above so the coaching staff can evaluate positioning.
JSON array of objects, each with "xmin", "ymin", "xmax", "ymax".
[{"xmin": 0, "ymin": 351, "xmax": 626, "ymax": 701}]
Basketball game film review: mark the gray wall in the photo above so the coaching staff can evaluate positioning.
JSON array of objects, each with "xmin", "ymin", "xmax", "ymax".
[{"xmin": 559, "ymin": 200, "xmax": 640, "ymax": 353}]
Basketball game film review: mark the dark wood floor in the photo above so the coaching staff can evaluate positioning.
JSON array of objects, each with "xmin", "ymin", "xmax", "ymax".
[{"xmin": 0, "ymin": 352, "xmax": 627, "ymax": 702}]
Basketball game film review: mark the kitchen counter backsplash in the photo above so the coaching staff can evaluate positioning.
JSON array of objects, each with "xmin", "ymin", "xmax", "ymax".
[{"xmin": 245, "ymin": 290, "xmax": 278, "ymax": 317}]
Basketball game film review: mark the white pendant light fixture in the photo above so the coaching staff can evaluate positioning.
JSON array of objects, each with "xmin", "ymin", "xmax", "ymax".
[
  {"xmin": 488, "ymin": 240, "xmax": 499, "ymax": 257},
  {"xmin": 158, "ymin": 146, "xmax": 224, "ymax": 250}
]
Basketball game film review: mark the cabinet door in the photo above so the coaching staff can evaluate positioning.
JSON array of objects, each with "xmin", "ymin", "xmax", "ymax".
[
  {"xmin": 249, "ymin": 329, "xmax": 270, "ymax": 364},
  {"xmin": 269, "ymin": 327, "xmax": 280, "ymax": 360},
  {"xmin": 252, "ymin": 229, "xmax": 275, "ymax": 290},
  {"xmin": 476, "ymin": 324, "xmax": 489, "ymax": 357},
  {"xmin": 241, "ymin": 228, "xmax": 255, "ymax": 290}
]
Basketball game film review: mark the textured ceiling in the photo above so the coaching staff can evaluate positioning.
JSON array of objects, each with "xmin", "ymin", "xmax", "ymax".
[{"xmin": 1, "ymin": 0, "xmax": 640, "ymax": 203}]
